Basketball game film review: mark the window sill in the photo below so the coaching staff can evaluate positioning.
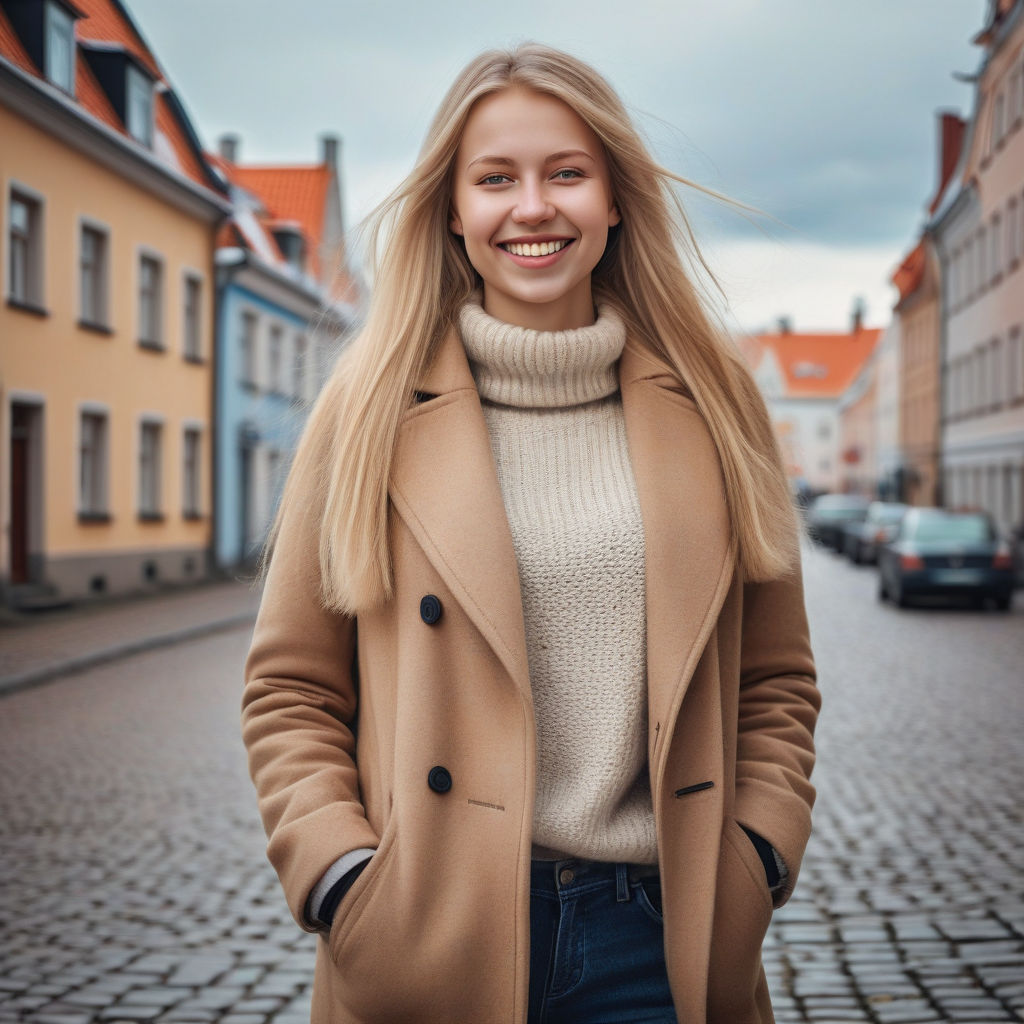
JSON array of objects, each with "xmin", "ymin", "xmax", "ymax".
[
  {"xmin": 78, "ymin": 511, "xmax": 112, "ymax": 524},
  {"xmin": 183, "ymin": 511, "xmax": 204, "ymax": 521},
  {"xmin": 79, "ymin": 319, "xmax": 114, "ymax": 336},
  {"xmin": 6, "ymin": 297, "xmax": 49, "ymax": 318},
  {"xmin": 184, "ymin": 353, "xmax": 206, "ymax": 365},
  {"xmin": 138, "ymin": 338, "xmax": 165, "ymax": 353},
  {"xmin": 240, "ymin": 381, "xmax": 260, "ymax": 394},
  {"xmin": 138, "ymin": 511, "xmax": 165, "ymax": 523}
]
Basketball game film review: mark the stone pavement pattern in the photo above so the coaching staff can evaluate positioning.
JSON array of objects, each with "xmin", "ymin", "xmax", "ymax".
[{"xmin": 0, "ymin": 545, "xmax": 1021, "ymax": 1023}]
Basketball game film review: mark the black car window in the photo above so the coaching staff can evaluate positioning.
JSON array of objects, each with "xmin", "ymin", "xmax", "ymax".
[{"xmin": 909, "ymin": 516, "xmax": 993, "ymax": 544}]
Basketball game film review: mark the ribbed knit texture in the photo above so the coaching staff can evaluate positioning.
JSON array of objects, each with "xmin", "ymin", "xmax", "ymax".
[{"xmin": 459, "ymin": 298, "xmax": 657, "ymax": 866}]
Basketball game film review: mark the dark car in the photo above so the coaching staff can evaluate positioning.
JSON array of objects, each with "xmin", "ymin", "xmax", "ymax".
[
  {"xmin": 842, "ymin": 501, "xmax": 908, "ymax": 564},
  {"xmin": 876, "ymin": 508, "xmax": 1015, "ymax": 610},
  {"xmin": 806, "ymin": 494, "xmax": 871, "ymax": 550}
]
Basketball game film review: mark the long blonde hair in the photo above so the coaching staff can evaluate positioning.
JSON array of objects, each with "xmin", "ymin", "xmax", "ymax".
[{"xmin": 272, "ymin": 43, "xmax": 798, "ymax": 614}]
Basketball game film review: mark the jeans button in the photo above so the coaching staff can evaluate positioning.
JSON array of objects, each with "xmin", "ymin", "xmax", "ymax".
[{"xmin": 559, "ymin": 868, "xmax": 574, "ymax": 886}]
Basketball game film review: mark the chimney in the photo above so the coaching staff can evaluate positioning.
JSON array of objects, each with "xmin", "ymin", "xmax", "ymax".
[
  {"xmin": 218, "ymin": 133, "xmax": 240, "ymax": 164},
  {"xmin": 850, "ymin": 297, "xmax": 866, "ymax": 333},
  {"xmin": 320, "ymin": 134, "xmax": 340, "ymax": 171}
]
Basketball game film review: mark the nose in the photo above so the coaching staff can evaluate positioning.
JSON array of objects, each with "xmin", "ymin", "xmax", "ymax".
[{"xmin": 512, "ymin": 178, "xmax": 554, "ymax": 224}]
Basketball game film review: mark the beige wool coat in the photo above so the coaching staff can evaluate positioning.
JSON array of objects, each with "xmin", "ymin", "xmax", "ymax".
[{"xmin": 242, "ymin": 325, "xmax": 820, "ymax": 1024}]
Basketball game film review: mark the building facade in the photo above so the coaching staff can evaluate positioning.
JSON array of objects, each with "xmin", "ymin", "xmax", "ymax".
[
  {"xmin": 210, "ymin": 135, "xmax": 357, "ymax": 570},
  {"xmin": 931, "ymin": 0, "xmax": 1024, "ymax": 536},
  {"xmin": 1, "ymin": 0, "xmax": 228, "ymax": 607}
]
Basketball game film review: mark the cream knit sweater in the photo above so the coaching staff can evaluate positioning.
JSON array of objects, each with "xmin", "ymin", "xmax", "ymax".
[{"xmin": 459, "ymin": 298, "xmax": 657, "ymax": 866}]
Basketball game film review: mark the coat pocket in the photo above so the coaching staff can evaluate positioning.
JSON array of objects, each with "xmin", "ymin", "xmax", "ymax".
[{"xmin": 707, "ymin": 818, "xmax": 774, "ymax": 1020}]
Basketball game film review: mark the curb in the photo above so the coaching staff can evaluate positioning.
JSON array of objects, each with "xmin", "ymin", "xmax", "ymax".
[{"xmin": 0, "ymin": 612, "xmax": 257, "ymax": 699}]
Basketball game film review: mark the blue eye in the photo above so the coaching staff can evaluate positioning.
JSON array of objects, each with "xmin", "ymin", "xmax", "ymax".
[
  {"xmin": 481, "ymin": 174, "xmax": 509, "ymax": 185},
  {"xmin": 553, "ymin": 169, "xmax": 582, "ymax": 180}
]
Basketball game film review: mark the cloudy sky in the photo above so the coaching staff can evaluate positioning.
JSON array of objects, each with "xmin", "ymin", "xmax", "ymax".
[{"xmin": 128, "ymin": 0, "xmax": 986, "ymax": 333}]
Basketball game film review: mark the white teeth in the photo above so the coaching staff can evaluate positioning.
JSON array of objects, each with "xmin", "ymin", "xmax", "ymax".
[{"xmin": 503, "ymin": 239, "xmax": 569, "ymax": 257}]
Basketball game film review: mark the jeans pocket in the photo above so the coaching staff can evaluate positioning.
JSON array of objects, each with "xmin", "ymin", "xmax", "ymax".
[{"xmin": 633, "ymin": 877, "xmax": 664, "ymax": 924}]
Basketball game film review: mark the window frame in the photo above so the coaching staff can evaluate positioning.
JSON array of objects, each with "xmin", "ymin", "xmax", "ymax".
[
  {"xmin": 6, "ymin": 184, "xmax": 46, "ymax": 313},
  {"xmin": 125, "ymin": 63, "xmax": 154, "ymax": 147},
  {"xmin": 239, "ymin": 309, "xmax": 259, "ymax": 390},
  {"xmin": 136, "ymin": 249, "xmax": 164, "ymax": 350},
  {"xmin": 182, "ymin": 422, "xmax": 203, "ymax": 519},
  {"xmin": 44, "ymin": 0, "xmax": 75, "ymax": 95},
  {"xmin": 137, "ymin": 415, "xmax": 164, "ymax": 521},
  {"xmin": 78, "ymin": 218, "xmax": 111, "ymax": 332},
  {"xmin": 77, "ymin": 403, "xmax": 110, "ymax": 521},
  {"xmin": 181, "ymin": 269, "xmax": 204, "ymax": 362}
]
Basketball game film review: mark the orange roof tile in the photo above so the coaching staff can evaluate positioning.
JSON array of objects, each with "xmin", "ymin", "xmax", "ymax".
[
  {"xmin": 74, "ymin": 50, "xmax": 122, "ymax": 131},
  {"xmin": 0, "ymin": 7, "xmax": 36, "ymax": 75},
  {"xmin": 72, "ymin": 0, "xmax": 161, "ymax": 79},
  {"xmin": 231, "ymin": 165, "xmax": 331, "ymax": 276},
  {"xmin": 891, "ymin": 240, "xmax": 925, "ymax": 300},
  {"xmin": 749, "ymin": 328, "xmax": 882, "ymax": 398}
]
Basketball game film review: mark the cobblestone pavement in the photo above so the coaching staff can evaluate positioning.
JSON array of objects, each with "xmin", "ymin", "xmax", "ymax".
[{"xmin": 0, "ymin": 544, "xmax": 1021, "ymax": 1023}]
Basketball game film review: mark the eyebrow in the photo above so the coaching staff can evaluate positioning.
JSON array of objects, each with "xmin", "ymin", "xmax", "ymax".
[{"xmin": 466, "ymin": 149, "xmax": 596, "ymax": 170}]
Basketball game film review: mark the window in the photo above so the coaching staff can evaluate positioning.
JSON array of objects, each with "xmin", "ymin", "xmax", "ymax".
[
  {"xmin": 183, "ymin": 427, "xmax": 201, "ymax": 517},
  {"xmin": 816, "ymin": 420, "xmax": 831, "ymax": 440},
  {"xmin": 991, "ymin": 215, "xmax": 1002, "ymax": 282},
  {"xmin": 8, "ymin": 190, "xmax": 43, "ymax": 308},
  {"xmin": 126, "ymin": 65, "xmax": 153, "ymax": 146},
  {"xmin": 45, "ymin": 1, "xmax": 75, "ymax": 94},
  {"xmin": 1011, "ymin": 329, "xmax": 1023, "ymax": 402},
  {"xmin": 269, "ymin": 324, "xmax": 284, "ymax": 393},
  {"xmin": 293, "ymin": 334, "xmax": 306, "ymax": 400},
  {"xmin": 139, "ymin": 420, "xmax": 162, "ymax": 518},
  {"xmin": 240, "ymin": 311, "xmax": 258, "ymax": 388},
  {"xmin": 79, "ymin": 224, "xmax": 108, "ymax": 327},
  {"xmin": 994, "ymin": 93, "xmax": 1006, "ymax": 147},
  {"xmin": 991, "ymin": 338, "xmax": 1003, "ymax": 410},
  {"xmin": 1009, "ymin": 200, "xmax": 1021, "ymax": 268},
  {"xmin": 183, "ymin": 275, "xmax": 202, "ymax": 360},
  {"xmin": 79, "ymin": 410, "xmax": 108, "ymax": 517},
  {"xmin": 138, "ymin": 254, "xmax": 163, "ymax": 347},
  {"xmin": 978, "ymin": 225, "xmax": 988, "ymax": 292}
]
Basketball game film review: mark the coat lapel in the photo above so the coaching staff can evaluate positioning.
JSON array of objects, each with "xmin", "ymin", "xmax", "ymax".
[
  {"xmin": 620, "ymin": 342, "xmax": 736, "ymax": 790},
  {"xmin": 388, "ymin": 327, "xmax": 531, "ymax": 695},
  {"xmin": 389, "ymin": 327, "xmax": 736, "ymax": 753}
]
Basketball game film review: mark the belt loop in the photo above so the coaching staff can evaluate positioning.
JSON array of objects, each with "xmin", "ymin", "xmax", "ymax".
[{"xmin": 615, "ymin": 863, "xmax": 630, "ymax": 902}]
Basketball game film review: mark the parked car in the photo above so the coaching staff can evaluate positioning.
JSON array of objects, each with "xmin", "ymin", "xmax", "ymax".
[
  {"xmin": 842, "ymin": 501, "xmax": 908, "ymax": 564},
  {"xmin": 806, "ymin": 494, "xmax": 871, "ymax": 550},
  {"xmin": 876, "ymin": 508, "xmax": 1015, "ymax": 610}
]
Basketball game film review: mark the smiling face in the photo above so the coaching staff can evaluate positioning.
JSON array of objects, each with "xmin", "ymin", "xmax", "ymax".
[{"xmin": 450, "ymin": 87, "xmax": 620, "ymax": 331}]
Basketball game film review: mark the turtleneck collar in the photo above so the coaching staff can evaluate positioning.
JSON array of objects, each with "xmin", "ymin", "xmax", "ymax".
[{"xmin": 458, "ymin": 294, "xmax": 626, "ymax": 409}]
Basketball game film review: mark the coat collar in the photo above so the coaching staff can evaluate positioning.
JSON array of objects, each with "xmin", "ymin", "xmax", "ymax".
[{"xmin": 389, "ymin": 325, "xmax": 735, "ymax": 786}]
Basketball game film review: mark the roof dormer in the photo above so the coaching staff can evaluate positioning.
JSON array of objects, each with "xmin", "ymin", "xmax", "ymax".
[
  {"xmin": 270, "ymin": 223, "xmax": 307, "ymax": 272},
  {"xmin": 79, "ymin": 40, "xmax": 156, "ymax": 147},
  {"xmin": 1, "ymin": 0, "xmax": 83, "ymax": 94}
]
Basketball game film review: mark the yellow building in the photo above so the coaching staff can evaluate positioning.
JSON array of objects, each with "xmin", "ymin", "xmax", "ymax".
[{"xmin": 1, "ymin": 0, "xmax": 228, "ymax": 606}]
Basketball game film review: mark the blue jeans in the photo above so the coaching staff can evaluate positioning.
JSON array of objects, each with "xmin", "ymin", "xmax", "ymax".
[{"xmin": 528, "ymin": 859, "xmax": 678, "ymax": 1024}]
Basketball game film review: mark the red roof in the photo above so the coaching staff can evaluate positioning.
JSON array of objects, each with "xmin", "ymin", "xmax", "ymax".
[
  {"xmin": 0, "ymin": 0, "xmax": 214, "ymax": 192},
  {"xmin": 231, "ymin": 165, "xmax": 331, "ymax": 277},
  {"xmin": 747, "ymin": 327, "xmax": 882, "ymax": 398},
  {"xmin": 892, "ymin": 241, "xmax": 926, "ymax": 301}
]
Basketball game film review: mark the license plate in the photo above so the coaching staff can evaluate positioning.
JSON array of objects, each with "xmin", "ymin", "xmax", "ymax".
[{"xmin": 934, "ymin": 569, "xmax": 983, "ymax": 585}]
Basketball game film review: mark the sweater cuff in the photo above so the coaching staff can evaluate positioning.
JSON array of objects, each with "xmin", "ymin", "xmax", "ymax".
[{"xmin": 306, "ymin": 848, "xmax": 376, "ymax": 927}]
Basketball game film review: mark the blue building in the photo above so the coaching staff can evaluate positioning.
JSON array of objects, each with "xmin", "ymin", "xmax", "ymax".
[{"xmin": 210, "ymin": 134, "xmax": 358, "ymax": 570}]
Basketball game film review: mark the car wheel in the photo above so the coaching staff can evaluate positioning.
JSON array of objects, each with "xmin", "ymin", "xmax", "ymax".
[
  {"xmin": 877, "ymin": 575, "xmax": 888, "ymax": 602},
  {"xmin": 994, "ymin": 594, "xmax": 1011, "ymax": 612},
  {"xmin": 894, "ymin": 580, "xmax": 909, "ymax": 608}
]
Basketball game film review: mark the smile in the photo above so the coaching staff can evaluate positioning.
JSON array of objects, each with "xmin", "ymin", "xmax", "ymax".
[{"xmin": 499, "ymin": 239, "xmax": 572, "ymax": 257}]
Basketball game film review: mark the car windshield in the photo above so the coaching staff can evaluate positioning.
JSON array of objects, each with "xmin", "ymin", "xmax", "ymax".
[
  {"xmin": 869, "ymin": 505, "xmax": 907, "ymax": 524},
  {"xmin": 908, "ymin": 514, "xmax": 993, "ymax": 544},
  {"xmin": 812, "ymin": 497, "xmax": 868, "ymax": 518}
]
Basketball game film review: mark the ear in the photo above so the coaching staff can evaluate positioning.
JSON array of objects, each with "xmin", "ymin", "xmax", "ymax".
[
  {"xmin": 450, "ymin": 207, "xmax": 464, "ymax": 236},
  {"xmin": 608, "ymin": 202, "xmax": 621, "ymax": 228}
]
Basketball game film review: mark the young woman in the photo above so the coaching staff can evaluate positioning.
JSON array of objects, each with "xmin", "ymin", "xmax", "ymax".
[{"xmin": 243, "ymin": 43, "xmax": 819, "ymax": 1024}]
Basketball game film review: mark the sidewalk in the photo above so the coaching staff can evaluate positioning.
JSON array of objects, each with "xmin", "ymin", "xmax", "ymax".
[{"xmin": 0, "ymin": 577, "xmax": 262, "ymax": 696}]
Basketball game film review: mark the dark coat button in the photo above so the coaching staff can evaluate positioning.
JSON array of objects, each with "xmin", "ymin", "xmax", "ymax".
[
  {"xmin": 427, "ymin": 765, "xmax": 452, "ymax": 793},
  {"xmin": 420, "ymin": 594, "xmax": 443, "ymax": 625}
]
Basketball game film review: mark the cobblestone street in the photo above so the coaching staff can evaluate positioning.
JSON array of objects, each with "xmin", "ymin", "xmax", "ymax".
[{"xmin": 0, "ymin": 544, "xmax": 1021, "ymax": 1023}]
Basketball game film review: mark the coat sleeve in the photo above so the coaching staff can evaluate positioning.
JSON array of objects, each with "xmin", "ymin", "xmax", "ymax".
[
  {"xmin": 733, "ymin": 558, "xmax": 820, "ymax": 906},
  {"xmin": 241, "ymin": 497, "xmax": 380, "ymax": 932}
]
